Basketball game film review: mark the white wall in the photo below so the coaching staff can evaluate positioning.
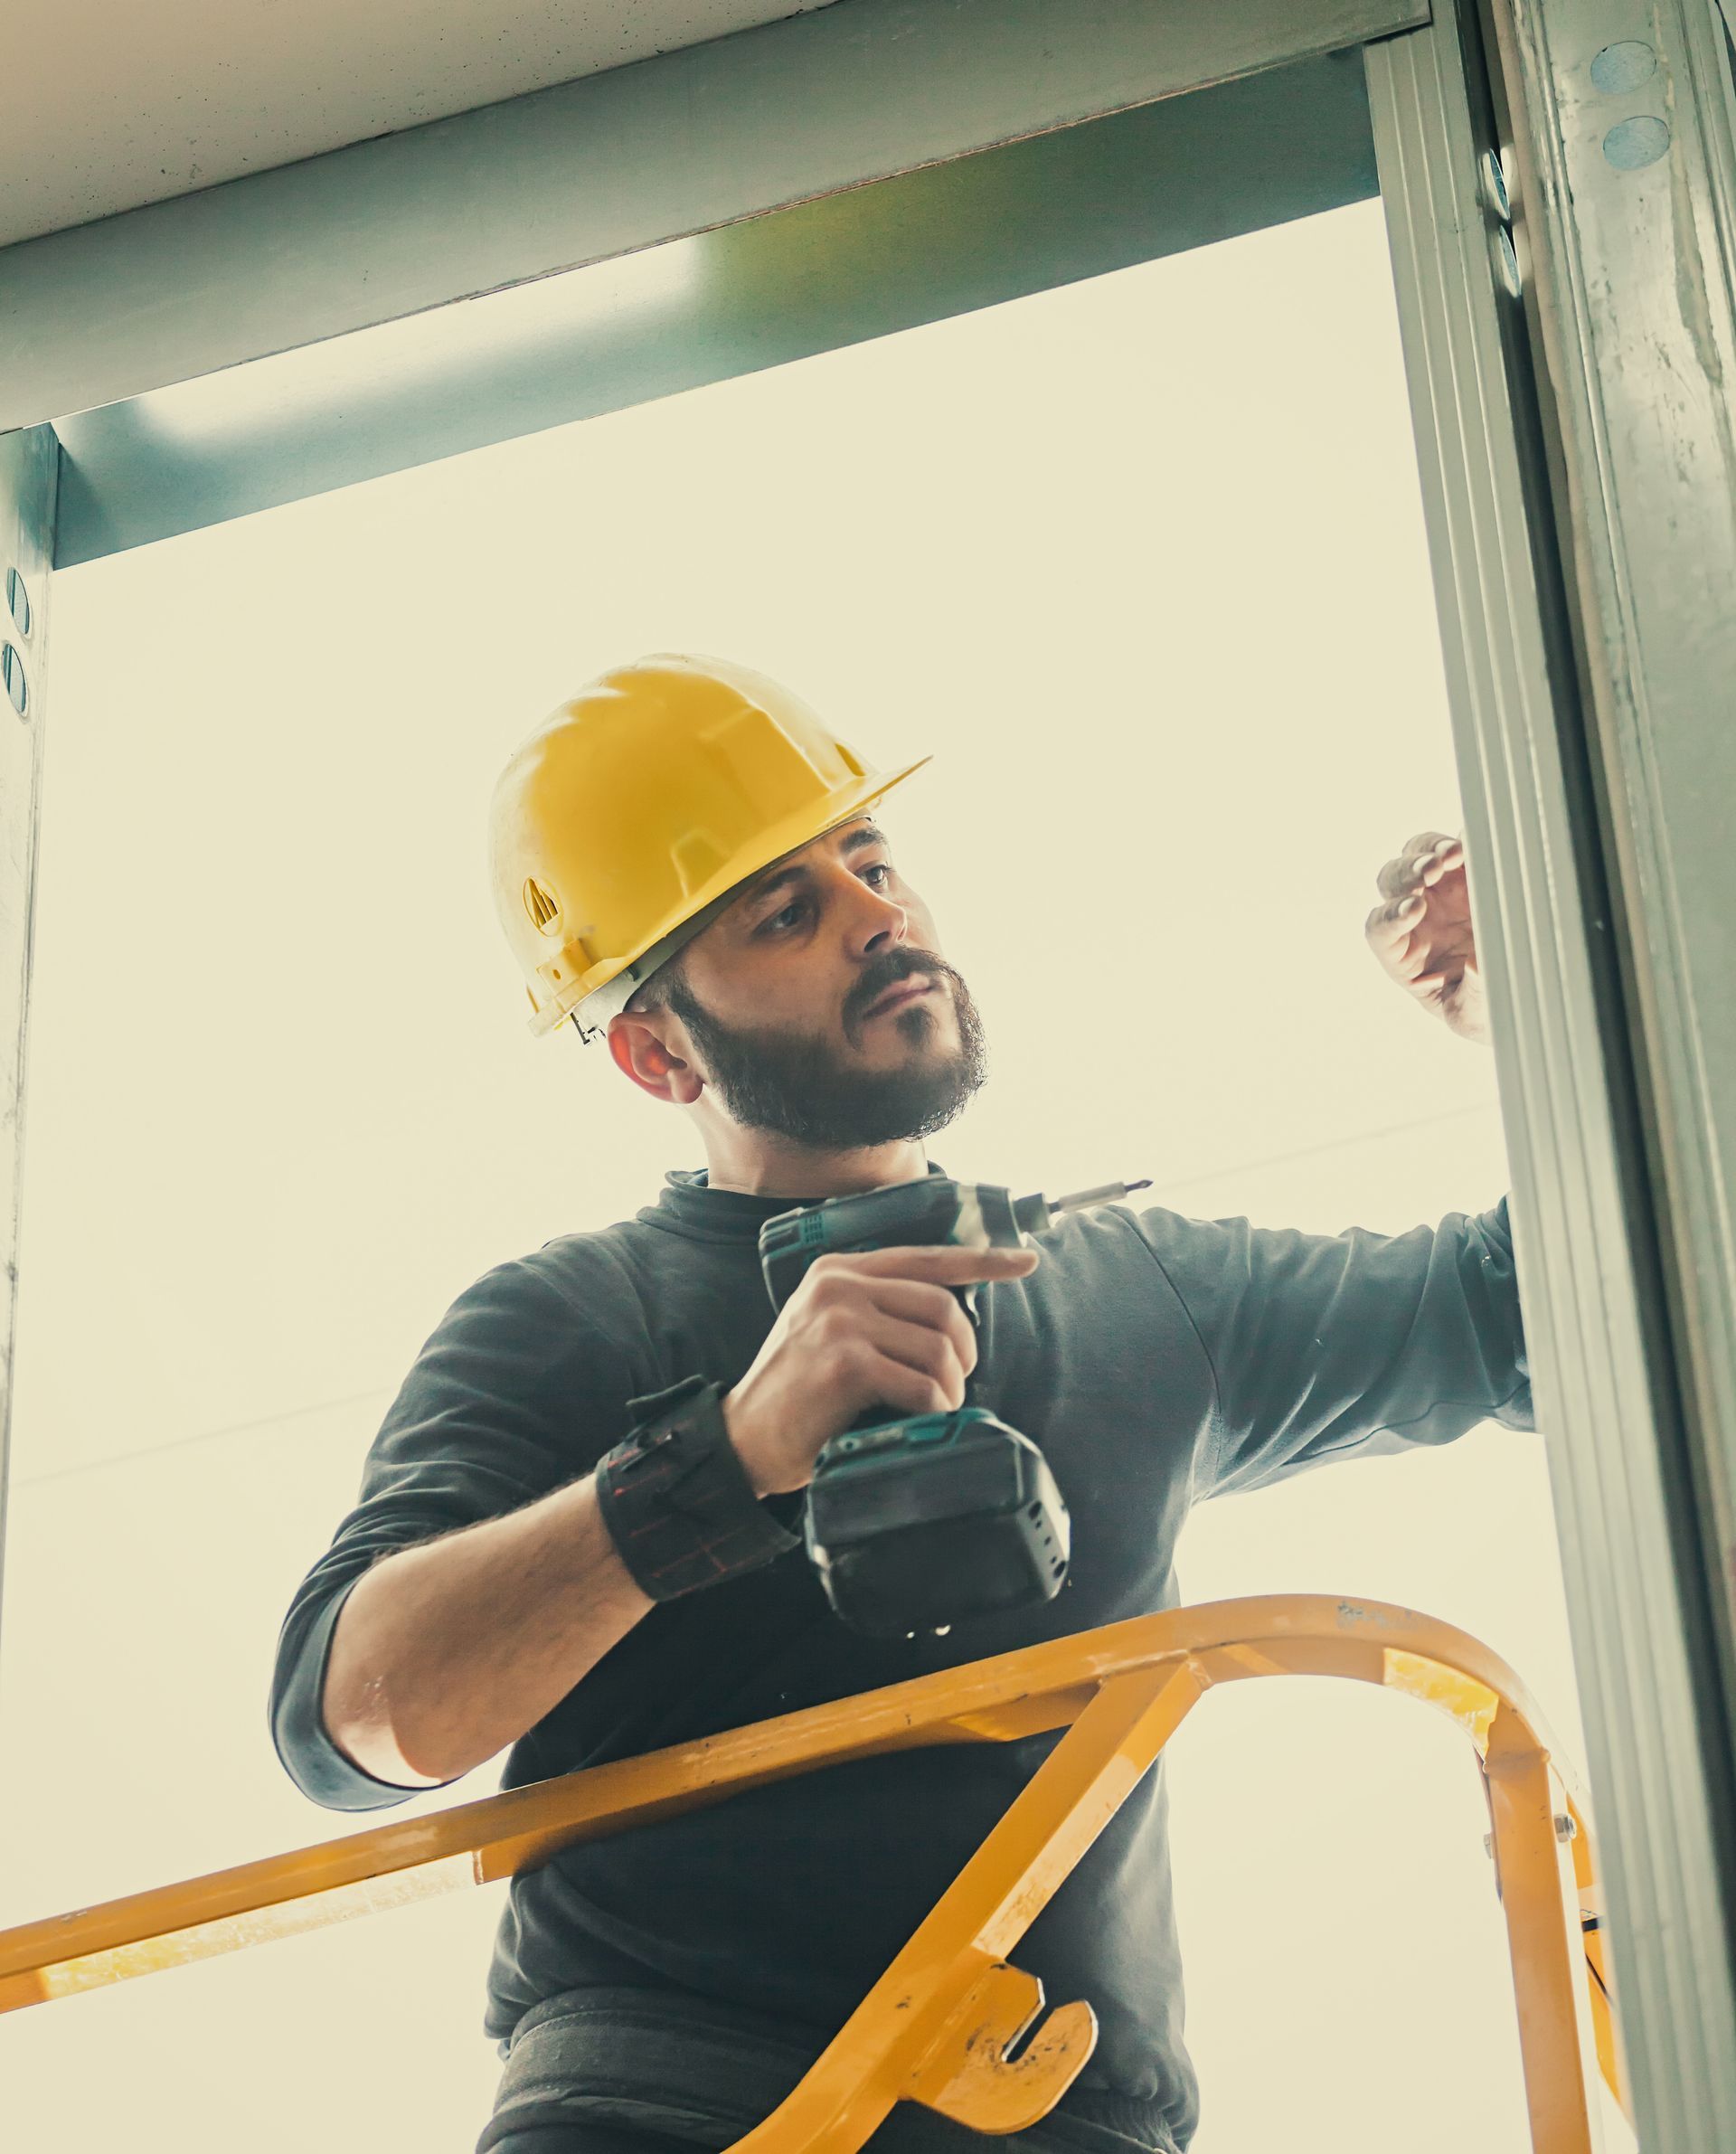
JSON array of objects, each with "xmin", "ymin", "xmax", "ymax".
[{"xmin": 0, "ymin": 197, "xmax": 1622, "ymax": 2153}]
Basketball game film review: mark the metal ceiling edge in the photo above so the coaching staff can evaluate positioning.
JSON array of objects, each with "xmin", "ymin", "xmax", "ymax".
[
  {"xmin": 50, "ymin": 51, "xmax": 1382, "ymax": 565},
  {"xmin": 0, "ymin": 0, "xmax": 1428, "ymax": 437}
]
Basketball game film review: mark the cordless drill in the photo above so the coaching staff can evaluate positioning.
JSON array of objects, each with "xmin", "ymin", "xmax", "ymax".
[{"xmin": 758, "ymin": 1173, "xmax": 1150, "ymax": 1638}]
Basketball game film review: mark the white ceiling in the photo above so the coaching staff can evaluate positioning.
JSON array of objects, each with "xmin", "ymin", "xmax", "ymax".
[{"xmin": 2, "ymin": 0, "xmax": 835, "ymax": 250}]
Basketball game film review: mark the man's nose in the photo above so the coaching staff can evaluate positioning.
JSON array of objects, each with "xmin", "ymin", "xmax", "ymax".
[{"xmin": 843, "ymin": 878, "xmax": 908, "ymax": 949}]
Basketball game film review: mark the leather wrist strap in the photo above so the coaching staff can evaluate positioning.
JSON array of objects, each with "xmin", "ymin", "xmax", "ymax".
[{"xmin": 595, "ymin": 1373, "xmax": 799, "ymax": 1601}]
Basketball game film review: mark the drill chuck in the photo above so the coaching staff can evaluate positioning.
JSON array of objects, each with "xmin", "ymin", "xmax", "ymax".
[{"xmin": 760, "ymin": 1174, "xmax": 1152, "ymax": 1313}]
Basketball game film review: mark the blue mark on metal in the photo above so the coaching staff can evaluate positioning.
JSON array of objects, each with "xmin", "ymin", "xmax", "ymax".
[
  {"xmin": 1590, "ymin": 42, "xmax": 1657, "ymax": 95},
  {"xmin": 1603, "ymin": 115, "xmax": 1672, "ymax": 170}
]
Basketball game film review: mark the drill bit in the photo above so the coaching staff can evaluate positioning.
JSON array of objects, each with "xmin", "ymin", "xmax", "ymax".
[
  {"xmin": 1011, "ymin": 1178, "xmax": 1153, "ymax": 1237},
  {"xmin": 1050, "ymin": 1177, "xmax": 1153, "ymax": 1215}
]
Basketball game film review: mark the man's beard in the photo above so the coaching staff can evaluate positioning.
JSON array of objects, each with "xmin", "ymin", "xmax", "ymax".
[{"xmin": 663, "ymin": 956, "xmax": 989, "ymax": 1151}]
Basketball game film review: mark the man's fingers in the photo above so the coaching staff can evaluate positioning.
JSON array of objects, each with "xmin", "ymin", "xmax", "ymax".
[
  {"xmin": 1365, "ymin": 891, "xmax": 1427, "ymax": 952},
  {"xmin": 1402, "ymin": 945, "xmax": 1458, "ymax": 984},
  {"xmin": 1376, "ymin": 832, "xmax": 1450, "ymax": 900},
  {"xmin": 1369, "ymin": 893, "xmax": 1472, "ymax": 974},
  {"xmin": 848, "ymin": 1243, "xmax": 1040, "ymax": 1279},
  {"xmin": 1375, "ymin": 830, "xmax": 1462, "ymax": 902},
  {"xmin": 1364, "ymin": 829, "xmax": 1486, "ymax": 1038}
]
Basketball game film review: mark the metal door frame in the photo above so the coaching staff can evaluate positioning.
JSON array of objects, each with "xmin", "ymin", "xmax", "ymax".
[
  {"xmin": 1366, "ymin": 4, "xmax": 1736, "ymax": 2143},
  {"xmin": 5, "ymin": 1, "xmax": 1736, "ymax": 2146}
]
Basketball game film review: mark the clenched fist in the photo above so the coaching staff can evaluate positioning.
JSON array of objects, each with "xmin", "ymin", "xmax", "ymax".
[
  {"xmin": 1364, "ymin": 829, "xmax": 1490, "ymax": 1046},
  {"xmin": 722, "ymin": 1242, "xmax": 1042, "ymax": 1497}
]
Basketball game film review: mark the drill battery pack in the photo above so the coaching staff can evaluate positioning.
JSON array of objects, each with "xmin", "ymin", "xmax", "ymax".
[{"xmin": 804, "ymin": 1406, "xmax": 1071, "ymax": 1638}]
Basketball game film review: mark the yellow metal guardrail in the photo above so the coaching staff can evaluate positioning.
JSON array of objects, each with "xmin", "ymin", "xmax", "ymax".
[{"xmin": 0, "ymin": 1596, "xmax": 1626, "ymax": 2151}]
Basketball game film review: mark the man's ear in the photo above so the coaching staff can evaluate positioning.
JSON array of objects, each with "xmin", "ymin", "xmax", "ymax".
[
  {"xmin": 609, "ymin": 1013, "xmax": 663, "ymax": 1082},
  {"xmin": 607, "ymin": 1019, "xmax": 639, "ymax": 1084},
  {"xmin": 609, "ymin": 1012, "xmax": 698, "ymax": 1101}
]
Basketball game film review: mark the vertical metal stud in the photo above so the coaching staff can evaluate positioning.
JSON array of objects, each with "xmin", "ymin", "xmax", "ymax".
[
  {"xmin": 1367, "ymin": 0, "xmax": 1736, "ymax": 2147},
  {"xmin": 1489, "ymin": 0, "xmax": 1736, "ymax": 2009},
  {"xmin": 0, "ymin": 428, "xmax": 58, "ymax": 1671}
]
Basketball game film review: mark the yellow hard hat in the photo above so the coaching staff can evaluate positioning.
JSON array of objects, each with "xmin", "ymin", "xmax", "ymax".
[{"xmin": 489, "ymin": 653, "xmax": 932, "ymax": 1044}]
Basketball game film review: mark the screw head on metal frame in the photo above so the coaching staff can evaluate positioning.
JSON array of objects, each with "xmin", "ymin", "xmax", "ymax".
[
  {"xmin": 1493, "ymin": 226, "xmax": 1523, "ymax": 300},
  {"xmin": 2, "ymin": 643, "xmax": 26, "ymax": 718},
  {"xmin": 1481, "ymin": 149, "xmax": 1512, "ymax": 224}
]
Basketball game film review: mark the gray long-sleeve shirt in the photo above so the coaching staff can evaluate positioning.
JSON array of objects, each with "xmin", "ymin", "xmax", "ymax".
[{"xmin": 270, "ymin": 1163, "xmax": 1532, "ymax": 2153}]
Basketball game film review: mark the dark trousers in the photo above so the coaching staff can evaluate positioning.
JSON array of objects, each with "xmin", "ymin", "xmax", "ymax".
[
  {"xmin": 489, "ymin": 2131, "xmax": 722, "ymax": 2154},
  {"xmin": 486, "ymin": 2122, "xmax": 1147, "ymax": 2154},
  {"xmin": 478, "ymin": 1989, "xmax": 1176, "ymax": 2154}
]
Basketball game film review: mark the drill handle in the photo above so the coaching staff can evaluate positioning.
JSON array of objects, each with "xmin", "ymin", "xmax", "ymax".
[{"xmin": 840, "ymin": 1281, "xmax": 979, "ymax": 1440}]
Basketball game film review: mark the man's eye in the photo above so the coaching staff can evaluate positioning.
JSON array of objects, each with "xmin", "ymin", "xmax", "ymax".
[{"xmin": 760, "ymin": 863, "xmax": 893, "ymax": 934}]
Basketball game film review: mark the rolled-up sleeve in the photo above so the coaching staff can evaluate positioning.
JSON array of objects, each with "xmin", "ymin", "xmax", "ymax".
[
  {"xmin": 1128, "ymin": 1194, "xmax": 1532, "ymax": 1499},
  {"xmin": 269, "ymin": 1252, "xmax": 639, "ymax": 1811}
]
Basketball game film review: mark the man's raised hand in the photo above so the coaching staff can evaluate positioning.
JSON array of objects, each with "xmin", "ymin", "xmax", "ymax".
[{"xmin": 1364, "ymin": 830, "xmax": 1490, "ymax": 1046}]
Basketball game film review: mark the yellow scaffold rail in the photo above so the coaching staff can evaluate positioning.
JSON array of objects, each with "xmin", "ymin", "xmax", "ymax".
[{"xmin": 0, "ymin": 1596, "xmax": 1627, "ymax": 2152}]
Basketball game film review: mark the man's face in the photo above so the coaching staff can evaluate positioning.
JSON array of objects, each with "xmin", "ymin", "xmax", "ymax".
[{"xmin": 651, "ymin": 817, "xmax": 989, "ymax": 1149}]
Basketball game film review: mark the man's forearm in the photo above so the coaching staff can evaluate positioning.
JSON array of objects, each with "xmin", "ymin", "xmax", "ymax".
[{"xmin": 321, "ymin": 1472, "xmax": 654, "ymax": 1788}]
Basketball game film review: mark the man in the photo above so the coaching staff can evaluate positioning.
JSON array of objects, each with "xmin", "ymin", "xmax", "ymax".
[{"xmin": 270, "ymin": 654, "xmax": 1525, "ymax": 2154}]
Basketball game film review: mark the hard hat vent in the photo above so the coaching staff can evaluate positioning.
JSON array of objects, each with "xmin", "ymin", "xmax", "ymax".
[{"xmin": 524, "ymin": 878, "xmax": 561, "ymax": 935}]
